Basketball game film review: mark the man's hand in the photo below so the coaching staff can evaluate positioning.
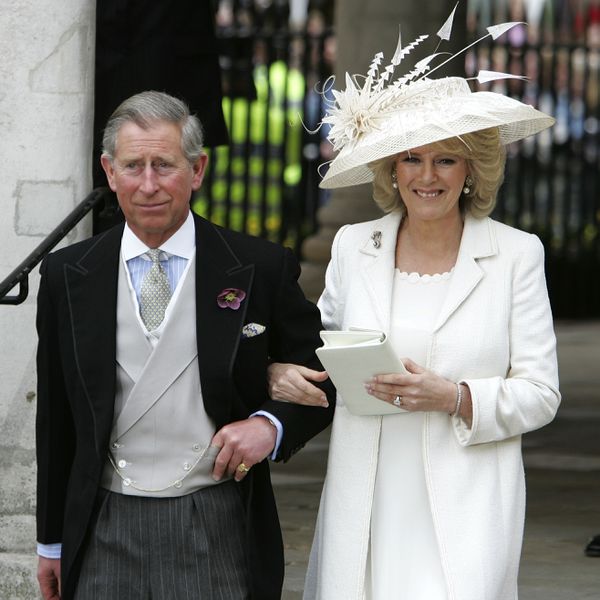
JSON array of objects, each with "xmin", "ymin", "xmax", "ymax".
[
  {"xmin": 38, "ymin": 556, "xmax": 61, "ymax": 600},
  {"xmin": 211, "ymin": 417, "xmax": 277, "ymax": 482}
]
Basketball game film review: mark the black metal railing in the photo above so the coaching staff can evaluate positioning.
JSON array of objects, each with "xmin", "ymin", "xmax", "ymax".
[{"xmin": 0, "ymin": 188, "xmax": 113, "ymax": 305}]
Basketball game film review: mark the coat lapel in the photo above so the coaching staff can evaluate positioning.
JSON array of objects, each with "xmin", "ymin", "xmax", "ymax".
[
  {"xmin": 359, "ymin": 212, "xmax": 403, "ymax": 332},
  {"xmin": 434, "ymin": 215, "xmax": 496, "ymax": 332},
  {"xmin": 193, "ymin": 215, "xmax": 255, "ymax": 428},
  {"xmin": 64, "ymin": 225, "xmax": 123, "ymax": 457}
]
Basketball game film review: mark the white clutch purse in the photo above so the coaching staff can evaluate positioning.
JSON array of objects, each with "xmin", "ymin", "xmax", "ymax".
[{"xmin": 316, "ymin": 328, "xmax": 409, "ymax": 416}]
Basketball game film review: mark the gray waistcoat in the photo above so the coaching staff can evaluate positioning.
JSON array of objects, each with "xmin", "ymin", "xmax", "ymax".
[{"xmin": 101, "ymin": 256, "xmax": 225, "ymax": 497}]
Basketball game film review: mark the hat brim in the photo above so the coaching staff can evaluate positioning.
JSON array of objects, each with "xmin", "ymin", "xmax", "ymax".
[{"xmin": 319, "ymin": 90, "xmax": 555, "ymax": 190}]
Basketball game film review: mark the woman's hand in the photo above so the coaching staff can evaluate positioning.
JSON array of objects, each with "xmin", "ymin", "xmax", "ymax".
[
  {"xmin": 366, "ymin": 358, "xmax": 471, "ymax": 423},
  {"xmin": 267, "ymin": 363, "xmax": 330, "ymax": 407}
]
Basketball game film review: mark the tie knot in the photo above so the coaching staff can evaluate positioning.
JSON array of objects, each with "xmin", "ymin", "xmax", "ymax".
[{"xmin": 147, "ymin": 248, "xmax": 163, "ymax": 264}]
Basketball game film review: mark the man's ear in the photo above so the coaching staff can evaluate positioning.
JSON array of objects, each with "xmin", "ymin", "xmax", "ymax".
[
  {"xmin": 100, "ymin": 155, "xmax": 117, "ymax": 192},
  {"xmin": 191, "ymin": 153, "xmax": 209, "ymax": 191}
]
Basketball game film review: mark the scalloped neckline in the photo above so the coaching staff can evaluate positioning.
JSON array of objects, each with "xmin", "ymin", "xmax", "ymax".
[{"xmin": 395, "ymin": 267, "xmax": 454, "ymax": 283}]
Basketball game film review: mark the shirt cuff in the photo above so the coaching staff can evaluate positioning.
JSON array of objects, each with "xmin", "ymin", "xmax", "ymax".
[
  {"xmin": 251, "ymin": 411, "xmax": 283, "ymax": 460},
  {"xmin": 37, "ymin": 542, "xmax": 62, "ymax": 559}
]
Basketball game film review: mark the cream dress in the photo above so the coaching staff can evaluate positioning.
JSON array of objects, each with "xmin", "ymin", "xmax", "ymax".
[{"xmin": 365, "ymin": 269, "xmax": 452, "ymax": 600}]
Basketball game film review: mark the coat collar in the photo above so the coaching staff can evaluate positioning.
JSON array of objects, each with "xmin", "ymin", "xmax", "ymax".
[{"xmin": 356, "ymin": 212, "xmax": 497, "ymax": 333}]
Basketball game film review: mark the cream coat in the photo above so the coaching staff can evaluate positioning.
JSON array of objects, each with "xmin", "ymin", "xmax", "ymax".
[{"xmin": 304, "ymin": 212, "xmax": 560, "ymax": 600}]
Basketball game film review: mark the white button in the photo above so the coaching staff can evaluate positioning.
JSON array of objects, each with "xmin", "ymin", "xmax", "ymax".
[
  {"xmin": 174, "ymin": 480, "xmax": 183, "ymax": 488},
  {"xmin": 123, "ymin": 478, "xmax": 131, "ymax": 486},
  {"xmin": 112, "ymin": 442, "xmax": 120, "ymax": 449},
  {"xmin": 118, "ymin": 459, "xmax": 127, "ymax": 469},
  {"xmin": 183, "ymin": 462, "xmax": 191, "ymax": 471},
  {"xmin": 192, "ymin": 444, "xmax": 201, "ymax": 452}
]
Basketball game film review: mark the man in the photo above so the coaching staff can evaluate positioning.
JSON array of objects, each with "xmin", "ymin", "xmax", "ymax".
[{"xmin": 35, "ymin": 91, "xmax": 334, "ymax": 599}]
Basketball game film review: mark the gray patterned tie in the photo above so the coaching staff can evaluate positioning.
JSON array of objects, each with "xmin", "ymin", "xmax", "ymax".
[{"xmin": 140, "ymin": 249, "xmax": 172, "ymax": 331}]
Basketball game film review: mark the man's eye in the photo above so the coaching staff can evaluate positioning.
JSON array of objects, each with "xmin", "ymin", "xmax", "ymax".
[{"xmin": 154, "ymin": 162, "xmax": 173, "ymax": 173}]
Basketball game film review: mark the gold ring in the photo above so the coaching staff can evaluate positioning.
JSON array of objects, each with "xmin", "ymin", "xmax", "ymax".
[{"xmin": 237, "ymin": 462, "xmax": 250, "ymax": 473}]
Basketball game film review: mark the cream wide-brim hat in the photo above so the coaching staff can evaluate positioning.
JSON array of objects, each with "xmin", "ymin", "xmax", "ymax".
[{"xmin": 319, "ymin": 77, "xmax": 555, "ymax": 189}]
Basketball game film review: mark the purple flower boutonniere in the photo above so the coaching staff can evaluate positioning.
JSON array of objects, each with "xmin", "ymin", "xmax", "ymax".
[{"xmin": 217, "ymin": 288, "xmax": 246, "ymax": 310}]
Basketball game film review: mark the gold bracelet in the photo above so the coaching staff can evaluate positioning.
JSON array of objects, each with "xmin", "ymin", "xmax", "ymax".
[{"xmin": 451, "ymin": 383, "xmax": 463, "ymax": 417}]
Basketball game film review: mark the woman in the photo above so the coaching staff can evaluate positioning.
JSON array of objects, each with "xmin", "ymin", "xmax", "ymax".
[{"xmin": 268, "ymin": 19, "xmax": 560, "ymax": 600}]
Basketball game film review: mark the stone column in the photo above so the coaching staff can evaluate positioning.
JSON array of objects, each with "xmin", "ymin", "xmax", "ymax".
[
  {"xmin": 0, "ymin": 2, "xmax": 95, "ymax": 597},
  {"xmin": 300, "ymin": 1, "xmax": 466, "ymax": 301}
]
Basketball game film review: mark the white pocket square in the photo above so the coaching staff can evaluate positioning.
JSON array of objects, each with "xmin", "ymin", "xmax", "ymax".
[{"xmin": 241, "ymin": 323, "xmax": 266, "ymax": 339}]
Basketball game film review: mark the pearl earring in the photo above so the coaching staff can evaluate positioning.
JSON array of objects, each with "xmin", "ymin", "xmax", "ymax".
[
  {"xmin": 391, "ymin": 168, "xmax": 398, "ymax": 189},
  {"xmin": 463, "ymin": 175, "xmax": 473, "ymax": 195}
]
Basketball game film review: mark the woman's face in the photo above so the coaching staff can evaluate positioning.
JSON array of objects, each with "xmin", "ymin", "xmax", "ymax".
[{"xmin": 394, "ymin": 144, "xmax": 468, "ymax": 225}]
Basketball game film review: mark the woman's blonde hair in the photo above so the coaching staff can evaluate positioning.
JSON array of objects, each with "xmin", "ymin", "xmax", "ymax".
[{"xmin": 369, "ymin": 127, "xmax": 506, "ymax": 217}]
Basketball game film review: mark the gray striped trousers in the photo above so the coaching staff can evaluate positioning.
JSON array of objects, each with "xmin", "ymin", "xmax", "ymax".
[{"xmin": 75, "ymin": 480, "xmax": 250, "ymax": 599}]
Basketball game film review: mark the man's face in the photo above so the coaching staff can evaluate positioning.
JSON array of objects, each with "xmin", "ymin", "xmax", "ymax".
[{"xmin": 101, "ymin": 121, "xmax": 207, "ymax": 247}]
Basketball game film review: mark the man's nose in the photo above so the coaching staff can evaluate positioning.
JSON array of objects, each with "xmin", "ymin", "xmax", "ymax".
[{"xmin": 139, "ymin": 165, "xmax": 159, "ymax": 194}]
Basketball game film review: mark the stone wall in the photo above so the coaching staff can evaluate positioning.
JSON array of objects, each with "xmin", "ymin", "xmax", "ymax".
[{"xmin": 0, "ymin": 2, "xmax": 95, "ymax": 597}]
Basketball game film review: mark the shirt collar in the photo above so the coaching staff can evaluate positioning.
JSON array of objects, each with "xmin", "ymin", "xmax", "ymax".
[{"xmin": 121, "ymin": 211, "xmax": 196, "ymax": 260}]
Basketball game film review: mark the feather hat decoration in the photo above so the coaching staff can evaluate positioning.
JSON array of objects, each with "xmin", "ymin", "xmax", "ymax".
[{"xmin": 319, "ymin": 3, "xmax": 555, "ymax": 189}]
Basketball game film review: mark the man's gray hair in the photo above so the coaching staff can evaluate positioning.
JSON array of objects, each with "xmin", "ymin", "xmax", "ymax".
[{"xmin": 101, "ymin": 91, "xmax": 205, "ymax": 164}]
